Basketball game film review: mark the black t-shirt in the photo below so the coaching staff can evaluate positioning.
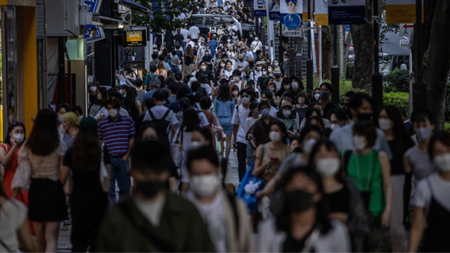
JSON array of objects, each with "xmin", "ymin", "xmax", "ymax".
[
  {"xmin": 174, "ymin": 34, "xmax": 184, "ymax": 44},
  {"xmin": 64, "ymin": 147, "xmax": 111, "ymax": 190},
  {"xmin": 388, "ymin": 136, "xmax": 414, "ymax": 175},
  {"xmin": 322, "ymin": 101, "xmax": 339, "ymax": 119},
  {"xmin": 257, "ymin": 76, "xmax": 272, "ymax": 93},
  {"xmin": 195, "ymin": 70, "xmax": 214, "ymax": 84},
  {"xmin": 185, "ymin": 56, "xmax": 194, "ymax": 66},
  {"xmin": 326, "ymin": 186, "xmax": 350, "ymax": 214},
  {"xmin": 283, "ymin": 226, "xmax": 316, "ymax": 252}
]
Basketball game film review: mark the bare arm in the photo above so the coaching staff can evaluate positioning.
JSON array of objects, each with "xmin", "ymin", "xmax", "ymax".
[
  {"xmin": 379, "ymin": 151, "xmax": 392, "ymax": 227},
  {"xmin": 60, "ymin": 161, "xmax": 70, "ymax": 185},
  {"xmin": 123, "ymin": 137, "xmax": 135, "ymax": 161},
  {"xmin": 403, "ymin": 152, "xmax": 412, "ymax": 173},
  {"xmin": 408, "ymin": 207, "xmax": 426, "ymax": 252},
  {"xmin": 0, "ymin": 143, "xmax": 16, "ymax": 166}
]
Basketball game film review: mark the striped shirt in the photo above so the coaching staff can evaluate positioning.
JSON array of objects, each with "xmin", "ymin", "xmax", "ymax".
[{"xmin": 98, "ymin": 115, "xmax": 135, "ymax": 156}]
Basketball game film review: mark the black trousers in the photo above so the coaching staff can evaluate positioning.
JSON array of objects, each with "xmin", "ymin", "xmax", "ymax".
[{"xmin": 237, "ymin": 142, "xmax": 247, "ymax": 182}]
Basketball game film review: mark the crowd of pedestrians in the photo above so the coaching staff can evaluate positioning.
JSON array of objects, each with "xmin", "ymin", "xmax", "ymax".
[{"xmin": 1, "ymin": 1, "xmax": 450, "ymax": 252}]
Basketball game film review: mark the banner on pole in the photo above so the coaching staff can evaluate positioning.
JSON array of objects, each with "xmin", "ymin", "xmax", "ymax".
[
  {"xmin": 254, "ymin": 0, "xmax": 267, "ymax": 17},
  {"xmin": 280, "ymin": 0, "xmax": 303, "ymax": 24},
  {"xmin": 386, "ymin": 0, "xmax": 416, "ymax": 24},
  {"xmin": 302, "ymin": 0, "xmax": 307, "ymax": 22},
  {"xmin": 268, "ymin": 0, "xmax": 281, "ymax": 20},
  {"xmin": 315, "ymin": 0, "xmax": 328, "ymax": 26},
  {"xmin": 328, "ymin": 0, "xmax": 365, "ymax": 25}
]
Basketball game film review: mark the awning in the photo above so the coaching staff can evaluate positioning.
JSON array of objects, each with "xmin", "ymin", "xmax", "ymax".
[{"xmin": 120, "ymin": 0, "xmax": 150, "ymax": 13}]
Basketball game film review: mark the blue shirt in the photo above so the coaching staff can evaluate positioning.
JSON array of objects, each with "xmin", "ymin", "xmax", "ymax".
[
  {"xmin": 141, "ymin": 90, "xmax": 156, "ymax": 104},
  {"xmin": 169, "ymin": 100, "xmax": 181, "ymax": 113},
  {"xmin": 214, "ymin": 99, "xmax": 235, "ymax": 118}
]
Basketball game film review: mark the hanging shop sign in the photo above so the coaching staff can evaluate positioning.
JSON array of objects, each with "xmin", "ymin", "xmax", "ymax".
[
  {"xmin": 268, "ymin": 0, "xmax": 281, "ymax": 20},
  {"xmin": 328, "ymin": 0, "xmax": 365, "ymax": 25},
  {"xmin": 125, "ymin": 30, "xmax": 147, "ymax": 47},
  {"xmin": 302, "ymin": 0, "xmax": 308, "ymax": 22},
  {"xmin": 254, "ymin": 0, "xmax": 267, "ymax": 17},
  {"xmin": 84, "ymin": 25, "xmax": 105, "ymax": 43},
  {"xmin": 315, "ymin": 0, "xmax": 328, "ymax": 26},
  {"xmin": 386, "ymin": 0, "xmax": 416, "ymax": 24},
  {"xmin": 280, "ymin": 0, "xmax": 303, "ymax": 25}
]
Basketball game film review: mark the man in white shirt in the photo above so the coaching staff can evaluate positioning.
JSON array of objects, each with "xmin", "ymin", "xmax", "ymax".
[
  {"xmin": 272, "ymin": 69, "xmax": 283, "ymax": 91},
  {"xmin": 143, "ymin": 90, "xmax": 178, "ymax": 141},
  {"xmin": 250, "ymin": 37, "xmax": 262, "ymax": 53},
  {"xmin": 180, "ymin": 27, "xmax": 190, "ymax": 50},
  {"xmin": 187, "ymin": 35, "xmax": 195, "ymax": 48},
  {"xmin": 235, "ymin": 54, "xmax": 249, "ymax": 71},
  {"xmin": 227, "ymin": 21, "xmax": 238, "ymax": 33},
  {"xmin": 189, "ymin": 23, "xmax": 201, "ymax": 42},
  {"xmin": 232, "ymin": 89, "xmax": 253, "ymax": 181},
  {"xmin": 250, "ymin": 61, "xmax": 263, "ymax": 83}
]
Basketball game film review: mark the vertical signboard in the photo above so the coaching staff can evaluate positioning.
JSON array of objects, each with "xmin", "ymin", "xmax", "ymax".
[
  {"xmin": 315, "ymin": 0, "xmax": 328, "ymax": 25},
  {"xmin": 268, "ymin": 0, "xmax": 281, "ymax": 20},
  {"xmin": 254, "ymin": 0, "xmax": 267, "ymax": 17},
  {"xmin": 328, "ymin": 0, "xmax": 365, "ymax": 25},
  {"xmin": 280, "ymin": 0, "xmax": 303, "ymax": 24},
  {"xmin": 302, "ymin": 0, "xmax": 308, "ymax": 21},
  {"xmin": 386, "ymin": 0, "xmax": 416, "ymax": 24}
]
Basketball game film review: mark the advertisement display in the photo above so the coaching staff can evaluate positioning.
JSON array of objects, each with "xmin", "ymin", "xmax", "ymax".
[
  {"xmin": 386, "ymin": 0, "xmax": 416, "ymax": 24},
  {"xmin": 254, "ymin": 0, "xmax": 267, "ymax": 17},
  {"xmin": 315, "ymin": 0, "xmax": 328, "ymax": 25},
  {"xmin": 268, "ymin": 0, "xmax": 281, "ymax": 20},
  {"xmin": 328, "ymin": 0, "xmax": 365, "ymax": 25},
  {"xmin": 280, "ymin": 0, "xmax": 303, "ymax": 25}
]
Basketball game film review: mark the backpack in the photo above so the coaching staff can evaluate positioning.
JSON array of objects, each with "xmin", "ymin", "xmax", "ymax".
[
  {"xmin": 148, "ymin": 109, "xmax": 172, "ymax": 147},
  {"xmin": 144, "ymin": 73, "xmax": 157, "ymax": 88}
]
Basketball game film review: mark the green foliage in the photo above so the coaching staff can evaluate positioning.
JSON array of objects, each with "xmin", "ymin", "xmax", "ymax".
[
  {"xmin": 346, "ymin": 63, "xmax": 354, "ymax": 80},
  {"xmin": 446, "ymin": 81, "xmax": 450, "ymax": 122},
  {"xmin": 133, "ymin": 0, "xmax": 191, "ymax": 33},
  {"xmin": 383, "ymin": 92, "xmax": 409, "ymax": 114},
  {"xmin": 383, "ymin": 68, "xmax": 409, "ymax": 93},
  {"xmin": 338, "ymin": 80, "xmax": 366, "ymax": 106},
  {"xmin": 445, "ymin": 122, "xmax": 450, "ymax": 132}
]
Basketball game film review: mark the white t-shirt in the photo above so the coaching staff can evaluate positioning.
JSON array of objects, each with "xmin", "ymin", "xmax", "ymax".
[
  {"xmin": 135, "ymin": 197, "xmax": 166, "ymax": 227},
  {"xmin": 411, "ymin": 173, "xmax": 450, "ymax": 212},
  {"xmin": 143, "ymin": 105, "xmax": 178, "ymax": 126},
  {"xmin": 185, "ymin": 191, "xmax": 228, "ymax": 252},
  {"xmin": 0, "ymin": 199, "xmax": 27, "ymax": 252},
  {"xmin": 251, "ymin": 40, "xmax": 262, "ymax": 52},
  {"xmin": 180, "ymin": 29, "xmax": 190, "ymax": 42},
  {"xmin": 224, "ymin": 70, "xmax": 233, "ymax": 78},
  {"xmin": 189, "ymin": 26, "xmax": 201, "ymax": 39},
  {"xmin": 273, "ymin": 79, "xmax": 282, "ymax": 92},
  {"xmin": 245, "ymin": 116, "xmax": 260, "ymax": 136},
  {"xmin": 250, "ymin": 70, "xmax": 262, "ymax": 82},
  {"xmin": 235, "ymin": 60, "xmax": 249, "ymax": 71},
  {"xmin": 232, "ymin": 104, "xmax": 251, "ymax": 145}
]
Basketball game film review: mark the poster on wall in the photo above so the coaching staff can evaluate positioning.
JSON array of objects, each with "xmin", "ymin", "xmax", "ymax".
[
  {"xmin": 386, "ymin": 0, "xmax": 416, "ymax": 24},
  {"xmin": 328, "ymin": 0, "xmax": 365, "ymax": 25},
  {"xmin": 254, "ymin": 0, "xmax": 267, "ymax": 17},
  {"xmin": 315, "ymin": 0, "xmax": 328, "ymax": 25},
  {"xmin": 268, "ymin": 0, "xmax": 281, "ymax": 20},
  {"xmin": 280, "ymin": 0, "xmax": 303, "ymax": 24}
]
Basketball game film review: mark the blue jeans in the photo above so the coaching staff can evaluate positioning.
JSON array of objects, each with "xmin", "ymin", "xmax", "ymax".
[
  {"xmin": 183, "ymin": 41, "xmax": 187, "ymax": 51},
  {"xmin": 109, "ymin": 157, "xmax": 131, "ymax": 205}
]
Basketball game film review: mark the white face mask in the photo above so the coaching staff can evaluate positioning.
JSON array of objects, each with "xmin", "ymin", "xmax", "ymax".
[
  {"xmin": 269, "ymin": 131, "xmax": 281, "ymax": 142},
  {"xmin": 191, "ymin": 174, "xmax": 220, "ymax": 197},
  {"xmin": 416, "ymin": 127, "xmax": 432, "ymax": 141},
  {"xmin": 314, "ymin": 93, "xmax": 320, "ymax": 101},
  {"xmin": 274, "ymin": 62, "xmax": 279, "ymax": 67},
  {"xmin": 378, "ymin": 119, "xmax": 392, "ymax": 131},
  {"xmin": 303, "ymin": 139, "xmax": 317, "ymax": 154},
  {"xmin": 257, "ymin": 66, "xmax": 262, "ymax": 71},
  {"xmin": 353, "ymin": 136, "xmax": 367, "ymax": 151},
  {"xmin": 90, "ymin": 86, "xmax": 97, "ymax": 92},
  {"xmin": 227, "ymin": 39, "xmax": 231, "ymax": 42},
  {"xmin": 201, "ymin": 66, "xmax": 207, "ymax": 70},
  {"xmin": 262, "ymin": 71, "xmax": 267, "ymax": 76},
  {"xmin": 316, "ymin": 158, "xmax": 340, "ymax": 177},
  {"xmin": 284, "ymin": 85, "xmax": 290, "ymax": 90},
  {"xmin": 220, "ymin": 63, "xmax": 226, "ymax": 68},
  {"xmin": 233, "ymin": 76, "xmax": 239, "ymax": 82},
  {"xmin": 190, "ymin": 141, "xmax": 203, "ymax": 150},
  {"xmin": 255, "ymin": 38, "xmax": 259, "ymax": 41},
  {"xmin": 284, "ymin": 58, "xmax": 288, "ymax": 63},
  {"xmin": 281, "ymin": 100, "xmax": 288, "ymax": 105},
  {"xmin": 434, "ymin": 153, "xmax": 450, "ymax": 172},
  {"xmin": 108, "ymin": 109, "xmax": 118, "ymax": 118},
  {"xmin": 241, "ymin": 97, "xmax": 250, "ymax": 104},
  {"xmin": 268, "ymin": 69, "xmax": 272, "ymax": 73},
  {"xmin": 269, "ymin": 87, "xmax": 275, "ymax": 92},
  {"xmin": 13, "ymin": 134, "xmax": 24, "ymax": 143},
  {"xmin": 291, "ymin": 82, "xmax": 299, "ymax": 89},
  {"xmin": 283, "ymin": 110, "xmax": 291, "ymax": 117},
  {"xmin": 206, "ymin": 52, "xmax": 210, "ymax": 55},
  {"xmin": 298, "ymin": 99, "xmax": 304, "ymax": 104}
]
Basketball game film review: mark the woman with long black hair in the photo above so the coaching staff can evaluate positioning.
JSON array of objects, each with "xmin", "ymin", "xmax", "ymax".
[
  {"xmin": 60, "ymin": 117, "xmax": 110, "ymax": 252},
  {"xmin": 214, "ymin": 83, "xmax": 235, "ymax": 159},
  {"xmin": 11, "ymin": 109, "xmax": 67, "ymax": 252}
]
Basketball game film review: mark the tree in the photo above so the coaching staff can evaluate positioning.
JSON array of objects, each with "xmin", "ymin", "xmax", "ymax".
[
  {"xmin": 322, "ymin": 26, "xmax": 333, "ymax": 80},
  {"xmin": 132, "ymin": 0, "xmax": 192, "ymax": 33}
]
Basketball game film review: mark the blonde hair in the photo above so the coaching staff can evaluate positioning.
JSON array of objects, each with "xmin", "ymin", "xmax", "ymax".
[{"xmin": 62, "ymin": 112, "xmax": 79, "ymax": 126}]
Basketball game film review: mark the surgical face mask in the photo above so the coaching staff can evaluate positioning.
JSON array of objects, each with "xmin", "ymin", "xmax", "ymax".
[
  {"xmin": 269, "ymin": 87, "xmax": 275, "ymax": 93},
  {"xmin": 13, "ymin": 134, "xmax": 24, "ymax": 143},
  {"xmin": 227, "ymin": 39, "xmax": 231, "ymax": 42},
  {"xmin": 268, "ymin": 69, "xmax": 272, "ymax": 73},
  {"xmin": 303, "ymin": 139, "xmax": 317, "ymax": 154},
  {"xmin": 269, "ymin": 131, "xmax": 281, "ymax": 142},
  {"xmin": 257, "ymin": 66, "xmax": 262, "ymax": 71},
  {"xmin": 206, "ymin": 52, "xmax": 210, "ymax": 55},
  {"xmin": 434, "ymin": 153, "xmax": 450, "ymax": 172},
  {"xmin": 135, "ymin": 180, "xmax": 166, "ymax": 198},
  {"xmin": 255, "ymin": 37, "xmax": 259, "ymax": 41},
  {"xmin": 108, "ymin": 109, "xmax": 118, "ymax": 118},
  {"xmin": 416, "ymin": 127, "xmax": 432, "ymax": 141},
  {"xmin": 58, "ymin": 115, "xmax": 63, "ymax": 123},
  {"xmin": 281, "ymin": 100, "xmax": 288, "ymax": 105},
  {"xmin": 227, "ymin": 65, "xmax": 232, "ymax": 70},
  {"xmin": 262, "ymin": 71, "xmax": 267, "ymax": 76},
  {"xmin": 90, "ymin": 86, "xmax": 97, "ymax": 92},
  {"xmin": 190, "ymin": 141, "xmax": 203, "ymax": 150},
  {"xmin": 284, "ymin": 58, "xmax": 288, "ymax": 63},
  {"xmin": 241, "ymin": 97, "xmax": 250, "ymax": 104},
  {"xmin": 233, "ymin": 76, "xmax": 239, "ymax": 82},
  {"xmin": 298, "ymin": 99, "xmax": 304, "ymax": 104},
  {"xmin": 286, "ymin": 190, "xmax": 314, "ymax": 212},
  {"xmin": 314, "ymin": 94, "xmax": 320, "ymax": 101},
  {"xmin": 284, "ymin": 85, "xmax": 290, "ymax": 90},
  {"xmin": 261, "ymin": 108, "xmax": 270, "ymax": 116},
  {"xmin": 353, "ymin": 136, "xmax": 367, "ymax": 151},
  {"xmin": 291, "ymin": 82, "xmax": 299, "ymax": 89},
  {"xmin": 274, "ymin": 62, "xmax": 279, "ymax": 67},
  {"xmin": 283, "ymin": 110, "xmax": 291, "ymax": 117},
  {"xmin": 378, "ymin": 119, "xmax": 392, "ymax": 131},
  {"xmin": 191, "ymin": 174, "xmax": 220, "ymax": 197},
  {"xmin": 232, "ymin": 91, "xmax": 239, "ymax": 97},
  {"xmin": 220, "ymin": 63, "xmax": 226, "ymax": 68},
  {"xmin": 201, "ymin": 65, "xmax": 207, "ymax": 70},
  {"xmin": 316, "ymin": 158, "xmax": 340, "ymax": 177}
]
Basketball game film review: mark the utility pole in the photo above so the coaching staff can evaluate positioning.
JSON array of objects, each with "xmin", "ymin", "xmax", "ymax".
[
  {"xmin": 306, "ymin": 0, "xmax": 313, "ymax": 92},
  {"xmin": 372, "ymin": 0, "xmax": 383, "ymax": 111},
  {"xmin": 331, "ymin": 25, "xmax": 339, "ymax": 105},
  {"xmin": 412, "ymin": 0, "xmax": 426, "ymax": 110}
]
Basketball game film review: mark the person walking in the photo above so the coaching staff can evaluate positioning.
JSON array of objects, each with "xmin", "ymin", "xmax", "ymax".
[
  {"xmin": 11, "ymin": 109, "xmax": 67, "ymax": 252},
  {"xmin": 60, "ymin": 117, "xmax": 110, "ymax": 252},
  {"xmin": 214, "ymin": 84, "xmax": 235, "ymax": 159},
  {"xmin": 97, "ymin": 98, "xmax": 135, "ymax": 205}
]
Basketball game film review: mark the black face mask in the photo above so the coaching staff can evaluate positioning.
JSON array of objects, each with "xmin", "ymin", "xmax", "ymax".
[
  {"xmin": 357, "ymin": 112, "xmax": 373, "ymax": 122},
  {"xmin": 320, "ymin": 91, "xmax": 329, "ymax": 100},
  {"xmin": 286, "ymin": 190, "xmax": 314, "ymax": 212},
  {"xmin": 134, "ymin": 180, "xmax": 166, "ymax": 198}
]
